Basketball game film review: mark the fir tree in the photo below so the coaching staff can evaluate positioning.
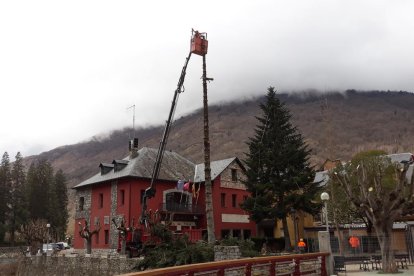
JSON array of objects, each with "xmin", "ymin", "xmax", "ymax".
[
  {"xmin": 0, "ymin": 152, "xmax": 11, "ymax": 242},
  {"xmin": 25, "ymin": 159, "xmax": 67, "ymax": 241},
  {"xmin": 53, "ymin": 169, "xmax": 68, "ymax": 240},
  {"xmin": 26, "ymin": 160, "xmax": 54, "ymax": 221},
  {"xmin": 9, "ymin": 152, "xmax": 27, "ymax": 245},
  {"xmin": 241, "ymin": 87, "xmax": 321, "ymax": 250}
]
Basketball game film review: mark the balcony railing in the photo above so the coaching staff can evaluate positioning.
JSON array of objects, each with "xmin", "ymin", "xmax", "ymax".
[{"xmin": 159, "ymin": 203, "xmax": 205, "ymax": 214}]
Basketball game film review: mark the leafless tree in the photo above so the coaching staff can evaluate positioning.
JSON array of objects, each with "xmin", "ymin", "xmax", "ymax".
[
  {"xmin": 20, "ymin": 219, "xmax": 49, "ymax": 255},
  {"xmin": 78, "ymin": 219, "xmax": 101, "ymax": 254},
  {"xmin": 333, "ymin": 156, "xmax": 414, "ymax": 273}
]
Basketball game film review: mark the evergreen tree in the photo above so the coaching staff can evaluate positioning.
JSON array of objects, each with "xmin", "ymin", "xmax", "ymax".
[
  {"xmin": 26, "ymin": 160, "xmax": 54, "ymax": 221},
  {"xmin": 241, "ymin": 87, "xmax": 322, "ymax": 250},
  {"xmin": 0, "ymin": 152, "xmax": 12, "ymax": 242},
  {"xmin": 9, "ymin": 152, "xmax": 27, "ymax": 245},
  {"xmin": 53, "ymin": 169, "xmax": 68, "ymax": 240},
  {"xmin": 25, "ymin": 159, "xmax": 67, "ymax": 241}
]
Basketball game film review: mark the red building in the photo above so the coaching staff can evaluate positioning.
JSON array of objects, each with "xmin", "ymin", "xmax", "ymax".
[{"xmin": 73, "ymin": 142, "xmax": 256, "ymax": 252}]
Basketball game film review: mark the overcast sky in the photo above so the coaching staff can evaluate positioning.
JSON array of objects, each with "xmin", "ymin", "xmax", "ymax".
[{"xmin": 1, "ymin": 0, "xmax": 414, "ymax": 158}]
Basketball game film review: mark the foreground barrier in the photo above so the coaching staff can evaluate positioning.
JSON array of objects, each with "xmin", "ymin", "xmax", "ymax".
[{"xmin": 121, "ymin": 252, "xmax": 329, "ymax": 276}]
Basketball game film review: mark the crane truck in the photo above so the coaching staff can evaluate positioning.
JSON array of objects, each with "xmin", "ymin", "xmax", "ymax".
[{"xmin": 140, "ymin": 30, "xmax": 208, "ymax": 227}]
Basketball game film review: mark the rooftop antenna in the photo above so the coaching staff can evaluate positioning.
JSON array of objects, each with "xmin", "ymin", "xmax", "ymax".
[{"xmin": 127, "ymin": 104, "xmax": 136, "ymax": 139}]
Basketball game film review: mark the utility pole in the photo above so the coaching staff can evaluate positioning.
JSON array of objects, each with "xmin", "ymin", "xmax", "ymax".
[{"xmin": 202, "ymin": 54, "xmax": 215, "ymax": 244}]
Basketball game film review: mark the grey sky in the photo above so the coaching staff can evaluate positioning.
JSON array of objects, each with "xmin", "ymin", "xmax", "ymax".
[{"xmin": 1, "ymin": 0, "xmax": 413, "ymax": 158}]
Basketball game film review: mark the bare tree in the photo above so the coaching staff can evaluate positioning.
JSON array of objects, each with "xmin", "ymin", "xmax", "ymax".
[
  {"xmin": 112, "ymin": 217, "xmax": 135, "ymax": 255},
  {"xmin": 20, "ymin": 219, "xmax": 49, "ymax": 255},
  {"xmin": 332, "ymin": 154, "xmax": 414, "ymax": 273},
  {"xmin": 78, "ymin": 219, "xmax": 101, "ymax": 254}
]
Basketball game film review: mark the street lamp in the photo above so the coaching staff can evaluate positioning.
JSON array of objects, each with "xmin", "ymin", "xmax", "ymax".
[
  {"xmin": 320, "ymin": 192, "xmax": 329, "ymax": 232},
  {"xmin": 46, "ymin": 223, "xmax": 51, "ymax": 255},
  {"xmin": 320, "ymin": 192, "xmax": 333, "ymax": 274}
]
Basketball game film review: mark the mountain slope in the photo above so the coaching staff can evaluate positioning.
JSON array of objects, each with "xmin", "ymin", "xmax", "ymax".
[{"xmin": 25, "ymin": 90, "xmax": 414, "ymax": 191}]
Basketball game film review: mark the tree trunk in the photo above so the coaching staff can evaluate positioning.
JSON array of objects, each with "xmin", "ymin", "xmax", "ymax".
[
  {"xmin": 121, "ymin": 238, "xmax": 126, "ymax": 255},
  {"xmin": 282, "ymin": 217, "xmax": 292, "ymax": 251},
  {"xmin": 376, "ymin": 220, "xmax": 397, "ymax": 273},
  {"xmin": 334, "ymin": 222, "xmax": 344, "ymax": 255},
  {"xmin": 202, "ymin": 54, "xmax": 215, "ymax": 244},
  {"xmin": 86, "ymin": 238, "xmax": 92, "ymax": 254}
]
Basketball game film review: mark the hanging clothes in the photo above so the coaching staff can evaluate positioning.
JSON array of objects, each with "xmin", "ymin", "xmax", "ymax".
[
  {"xmin": 183, "ymin": 181, "xmax": 190, "ymax": 191},
  {"xmin": 177, "ymin": 179, "xmax": 185, "ymax": 191}
]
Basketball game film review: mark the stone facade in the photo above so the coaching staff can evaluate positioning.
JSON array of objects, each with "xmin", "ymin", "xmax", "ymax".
[
  {"xmin": 74, "ymin": 188, "xmax": 92, "ymax": 223},
  {"xmin": 110, "ymin": 181, "xmax": 119, "ymax": 250},
  {"xmin": 219, "ymin": 162, "xmax": 247, "ymax": 190}
]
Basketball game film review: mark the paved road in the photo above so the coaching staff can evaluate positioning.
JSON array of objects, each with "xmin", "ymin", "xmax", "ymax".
[{"xmin": 335, "ymin": 264, "xmax": 413, "ymax": 275}]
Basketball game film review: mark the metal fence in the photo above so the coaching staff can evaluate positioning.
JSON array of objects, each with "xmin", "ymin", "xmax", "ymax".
[{"xmin": 305, "ymin": 231, "xmax": 407, "ymax": 256}]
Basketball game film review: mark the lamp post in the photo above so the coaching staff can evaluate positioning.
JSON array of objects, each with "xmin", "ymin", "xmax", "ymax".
[
  {"xmin": 46, "ymin": 223, "xmax": 51, "ymax": 255},
  {"xmin": 320, "ymin": 192, "xmax": 332, "ymax": 275},
  {"xmin": 320, "ymin": 192, "xmax": 329, "ymax": 232}
]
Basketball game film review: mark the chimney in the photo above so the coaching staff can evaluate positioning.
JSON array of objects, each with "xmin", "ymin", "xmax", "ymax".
[{"xmin": 129, "ymin": 138, "xmax": 139, "ymax": 158}]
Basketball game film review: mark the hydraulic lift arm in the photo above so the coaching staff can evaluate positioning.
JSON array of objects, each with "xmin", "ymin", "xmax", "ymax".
[
  {"xmin": 140, "ymin": 30, "xmax": 208, "ymax": 226},
  {"xmin": 140, "ymin": 51, "xmax": 192, "ymax": 225}
]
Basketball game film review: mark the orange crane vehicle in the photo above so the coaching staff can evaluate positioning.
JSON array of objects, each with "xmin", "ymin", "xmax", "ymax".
[{"xmin": 140, "ymin": 29, "xmax": 208, "ymax": 227}]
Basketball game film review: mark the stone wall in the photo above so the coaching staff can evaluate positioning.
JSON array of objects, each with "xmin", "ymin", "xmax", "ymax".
[
  {"xmin": 110, "ymin": 181, "xmax": 119, "ymax": 250},
  {"xmin": 16, "ymin": 255, "xmax": 137, "ymax": 276},
  {"xmin": 75, "ymin": 188, "xmax": 92, "ymax": 222},
  {"xmin": 214, "ymin": 245, "xmax": 241, "ymax": 261},
  {"xmin": 0, "ymin": 246, "xmax": 23, "ymax": 257}
]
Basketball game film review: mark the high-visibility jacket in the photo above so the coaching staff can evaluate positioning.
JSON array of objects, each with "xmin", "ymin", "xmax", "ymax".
[
  {"xmin": 298, "ymin": 241, "xmax": 306, "ymax": 248},
  {"xmin": 349, "ymin": 236, "xmax": 360, "ymax": 248}
]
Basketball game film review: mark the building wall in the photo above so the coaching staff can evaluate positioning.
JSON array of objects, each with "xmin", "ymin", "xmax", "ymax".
[
  {"xmin": 212, "ymin": 161, "xmax": 256, "ymax": 239},
  {"xmin": 74, "ymin": 160, "xmax": 257, "ymax": 250},
  {"xmin": 74, "ymin": 188, "xmax": 92, "ymax": 249}
]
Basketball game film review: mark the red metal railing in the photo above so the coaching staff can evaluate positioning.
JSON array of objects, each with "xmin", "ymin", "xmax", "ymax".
[{"xmin": 121, "ymin": 252, "xmax": 329, "ymax": 276}]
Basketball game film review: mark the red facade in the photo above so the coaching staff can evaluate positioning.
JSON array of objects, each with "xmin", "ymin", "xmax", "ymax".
[{"xmin": 73, "ymin": 150, "xmax": 256, "ymax": 250}]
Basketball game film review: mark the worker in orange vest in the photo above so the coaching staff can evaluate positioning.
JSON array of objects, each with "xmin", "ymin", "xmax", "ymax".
[
  {"xmin": 349, "ymin": 236, "xmax": 360, "ymax": 254},
  {"xmin": 298, "ymin": 238, "xmax": 306, "ymax": 253}
]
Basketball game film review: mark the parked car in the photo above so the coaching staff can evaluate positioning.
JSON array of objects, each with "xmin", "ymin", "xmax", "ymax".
[
  {"xmin": 56, "ymin": 242, "xmax": 70, "ymax": 249},
  {"xmin": 42, "ymin": 243, "xmax": 61, "ymax": 253}
]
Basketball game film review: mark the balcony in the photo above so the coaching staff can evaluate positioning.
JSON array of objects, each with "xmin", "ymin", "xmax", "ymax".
[{"xmin": 159, "ymin": 203, "xmax": 205, "ymax": 214}]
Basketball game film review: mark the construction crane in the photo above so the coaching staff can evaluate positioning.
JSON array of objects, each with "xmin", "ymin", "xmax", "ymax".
[{"xmin": 140, "ymin": 30, "xmax": 208, "ymax": 226}]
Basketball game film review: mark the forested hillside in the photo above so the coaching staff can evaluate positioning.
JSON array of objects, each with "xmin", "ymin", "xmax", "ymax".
[
  {"xmin": 22, "ymin": 89, "xmax": 414, "ymax": 233},
  {"xmin": 24, "ymin": 90, "xmax": 414, "ymax": 191}
]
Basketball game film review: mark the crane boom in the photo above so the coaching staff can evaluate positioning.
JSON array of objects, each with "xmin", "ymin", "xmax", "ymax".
[
  {"xmin": 140, "ymin": 30, "xmax": 208, "ymax": 226},
  {"xmin": 140, "ymin": 52, "xmax": 192, "ymax": 225}
]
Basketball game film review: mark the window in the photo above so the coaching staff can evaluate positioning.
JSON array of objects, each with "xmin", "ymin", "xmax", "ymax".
[
  {"xmin": 99, "ymin": 193, "xmax": 103, "ymax": 208},
  {"xmin": 95, "ymin": 231, "xmax": 100, "ymax": 244},
  {"xmin": 79, "ymin": 197, "xmax": 84, "ymax": 211},
  {"xmin": 232, "ymin": 194, "xmax": 237, "ymax": 207},
  {"xmin": 221, "ymin": 229, "xmax": 230, "ymax": 239},
  {"xmin": 243, "ymin": 229, "xmax": 251, "ymax": 239},
  {"xmin": 243, "ymin": 195, "xmax": 248, "ymax": 202},
  {"xmin": 120, "ymin": 189, "xmax": 125, "ymax": 205},
  {"xmin": 233, "ymin": 229, "xmax": 241, "ymax": 238},
  {"xmin": 231, "ymin": 169, "xmax": 238, "ymax": 182},
  {"xmin": 221, "ymin": 193, "xmax": 226, "ymax": 207},
  {"xmin": 166, "ymin": 192, "xmax": 190, "ymax": 212},
  {"xmin": 104, "ymin": 230, "xmax": 109, "ymax": 244}
]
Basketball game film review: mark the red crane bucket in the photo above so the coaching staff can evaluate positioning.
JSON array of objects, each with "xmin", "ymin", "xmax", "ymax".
[{"xmin": 190, "ymin": 30, "xmax": 208, "ymax": 56}]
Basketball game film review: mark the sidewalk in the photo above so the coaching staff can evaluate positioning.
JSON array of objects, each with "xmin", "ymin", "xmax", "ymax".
[{"xmin": 335, "ymin": 264, "xmax": 414, "ymax": 275}]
